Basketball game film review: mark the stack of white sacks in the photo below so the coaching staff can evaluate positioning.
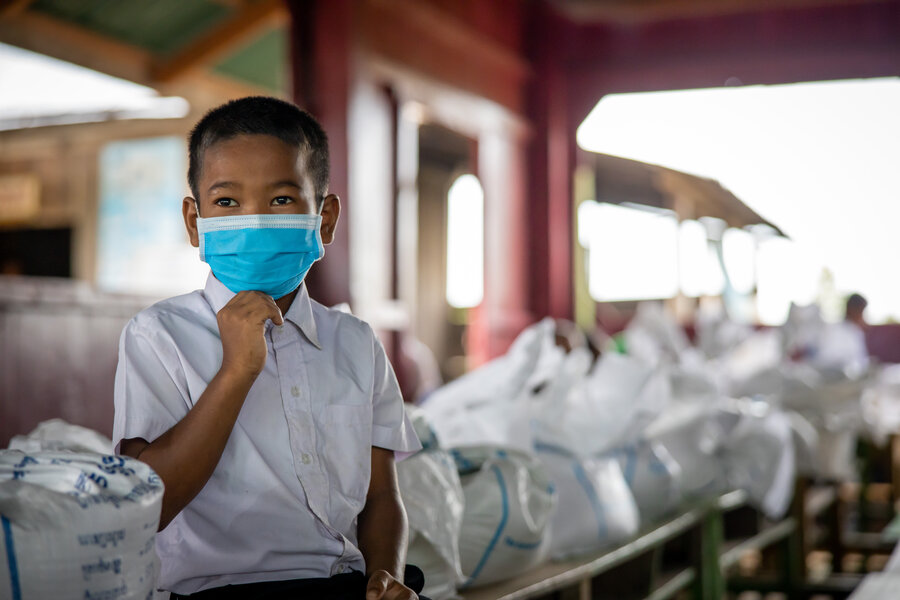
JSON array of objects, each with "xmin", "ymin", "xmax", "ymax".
[
  {"xmin": 0, "ymin": 420, "xmax": 164, "ymax": 600},
  {"xmin": 409, "ymin": 302, "xmax": 884, "ymax": 598},
  {"xmin": 1, "ymin": 304, "xmax": 885, "ymax": 600}
]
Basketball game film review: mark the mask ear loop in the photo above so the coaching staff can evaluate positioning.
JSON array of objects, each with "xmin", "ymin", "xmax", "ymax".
[{"xmin": 193, "ymin": 199, "xmax": 205, "ymax": 260}]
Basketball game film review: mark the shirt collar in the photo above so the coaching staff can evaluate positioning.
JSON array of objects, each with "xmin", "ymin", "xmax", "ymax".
[{"xmin": 203, "ymin": 273, "xmax": 321, "ymax": 350}]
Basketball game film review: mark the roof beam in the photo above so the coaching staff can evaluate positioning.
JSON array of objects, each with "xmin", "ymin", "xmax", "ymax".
[
  {"xmin": 0, "ymin": 10, "xmax": 274, "ymax": 108},
  {"xmin": 0, "ymin": 0, "xmax": 35, "ymax": 19},
  {"xmin": 153, "ymin": 0, "xmax": 287, "ymax": 83},
  {"xmin": 549, "ymin": 0, "xmax": 884, "ymax": 24},
  {"xmin": 0, "ymin": 10, "xmax": 154, "ymax": 84}
]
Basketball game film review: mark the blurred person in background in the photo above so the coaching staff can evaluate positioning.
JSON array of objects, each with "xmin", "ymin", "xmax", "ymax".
[{"xmin": 815, "ymin": 293, "xmax": 870, "ymax": 376}]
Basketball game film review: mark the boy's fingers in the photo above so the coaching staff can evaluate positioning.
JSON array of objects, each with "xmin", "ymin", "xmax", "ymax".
[
  {"xmin": 258, "ymin": 294, "xmax": 284, "ymax": 326},
  {"xmin": 227, "ymin": 291, "xmax": 283, "ymax": 325},
  {"xmin": 366, "ymin": 571, "xmax": 391, "ymax": 600},
  {"xmin": 383, "ymin": 582, "xmax": 417, "ymax": 600},
  {"xmin": 269, "ymin": 303, "xmax": 284, "ymax": 326}
]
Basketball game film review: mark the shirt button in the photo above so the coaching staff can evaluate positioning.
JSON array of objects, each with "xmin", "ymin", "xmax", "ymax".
[
  {"xmin": 291, "ymin": 386, "xmax": 300, "ymax": 398},
  {"xmin": 301, "ymin": 453, "xmax": 312, "ymax": 465}
]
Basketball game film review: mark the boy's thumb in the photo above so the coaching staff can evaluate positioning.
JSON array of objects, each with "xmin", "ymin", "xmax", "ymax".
[{"xmin": 366, "ymin": 570, "xmax": 390, "ymax": 600}]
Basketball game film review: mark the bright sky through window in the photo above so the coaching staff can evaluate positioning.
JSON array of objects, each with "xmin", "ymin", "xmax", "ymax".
[
  {"xmin": 577, "ymin": 78, "xmax": 900, "ymax": 324},
  {"xmin": 579, "ymin": 202, "xmax": 679, "ymax": 302},
  {"xmin": 722, "ymin": 227, "xmax": 755, "ymax": 295},
  {"xmin": 678, "ymin": 219, "xmax": 724, "ymax": 298},
  {"xmin": 0, "ymin": 42, "xmax": 188, "ymax": 130},
  {"xmin": 446, "ymin": 174, "xmax": 484, "ymax": 308}
]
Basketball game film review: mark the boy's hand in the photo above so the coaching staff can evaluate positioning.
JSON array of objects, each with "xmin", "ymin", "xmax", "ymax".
[
  {"xmin": 365, "ymin": 570, "xmax": 417, "ymax": 600},
  {"xmin": 216, "ymin": 290, "xmax": 283, "ymax": 379}
]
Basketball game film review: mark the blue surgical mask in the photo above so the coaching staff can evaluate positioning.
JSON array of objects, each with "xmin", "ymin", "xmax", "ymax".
[{"xmin": 197, "ymin": 214, "xmax": 324, "ymax": 299}]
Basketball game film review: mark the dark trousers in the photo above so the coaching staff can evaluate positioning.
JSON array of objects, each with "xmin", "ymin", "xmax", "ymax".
[{"xmin": 169, "ymin": 565, "xmax": 431, "ymax": 600}]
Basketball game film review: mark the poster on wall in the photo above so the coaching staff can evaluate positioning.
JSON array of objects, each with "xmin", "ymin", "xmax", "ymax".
[{"xmin": 96, "ymin": 136, "xmax": 208, "ymax": 296}]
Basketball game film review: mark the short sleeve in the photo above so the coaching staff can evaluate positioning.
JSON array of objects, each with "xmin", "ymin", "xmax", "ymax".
[
  {"xmin": 370, "ymin": 332, "xmax": 422, "ymax": 461},
  {"xmin": 112, "ymin": 318, "xmax": 191, "ymax": 454}
]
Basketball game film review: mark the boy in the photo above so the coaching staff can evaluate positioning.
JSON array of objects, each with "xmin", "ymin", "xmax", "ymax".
[{"xmin": 113, "ymin": 97, "xmax": 424, "ymax": 599}]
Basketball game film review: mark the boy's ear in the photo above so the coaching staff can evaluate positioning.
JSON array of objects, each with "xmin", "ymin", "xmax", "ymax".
[
  {"xmin": 182, "ymin": 197, "xmax": 200, "ymax": 248},
  {"xmin": 319, "ymin": 194, "xmax": 341, "ymax": 245}
]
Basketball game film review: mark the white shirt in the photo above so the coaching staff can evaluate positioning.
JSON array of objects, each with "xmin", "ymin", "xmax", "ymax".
[
  {"xmin": 113, "ymin": 274, "xmax": 421, "ymax": 594},
  {"xmin": 814, "ymin": 320, "xmax": 870, "ymax": 375}
]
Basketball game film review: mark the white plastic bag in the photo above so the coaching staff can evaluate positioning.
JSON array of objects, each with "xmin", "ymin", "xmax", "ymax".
[
  {"xmin": 421, "ymin": 320, "xmax": 556, "ymax": 452},
  {"xmin": 397, "ymin": 450, "xmax": 465, "ymax": 600},
  {"xmin": 607, "ymin": 441, "xmax": 682, "ymax": 525},
  {"xmin": 621, "ymin": 302, "xmax": 689, "ymax": 366},
  {"xmin": 719, "ymin": 401, "xmax": 796, "ymax": 519},
  {"xmin": 719, "ymin": 330, "xmax": 784, "ymax": 392},
  {"xmin": 533, "ymin": 352, "xmax": 671, "ymax": 457},
  {"xmin": 786, "ymin": 410, "xmax": 819, "ymax": 477},
  {"xmin": 453, "ymin": 447, "xmax": 556, "ymax": 588},
  {"xmin": 645, "ymin": 402, "xmax": 731, "ymax": 500},
  {"xmin": 0, "ymin": 450, "xmax": 164, "ymax": 600},
  {"xmin": 536, "ymin": 444, "xmax": 639, "ymax": 559},
  {"xmin": 7, "ymin": 419, "xmax": 113, "ymax": 454}
]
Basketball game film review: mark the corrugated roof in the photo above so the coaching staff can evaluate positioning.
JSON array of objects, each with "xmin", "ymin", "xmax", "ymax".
[
  {"xmin": 586, "ymin": 151, "xmax": 786, "ymax": 235},
  {"xmin": 32, "ymin": 0, "xmax": 231, "ymax": 56},
  {"xmin": 3, "ymin": 0, "xmax": 287, "ymax": 95}
]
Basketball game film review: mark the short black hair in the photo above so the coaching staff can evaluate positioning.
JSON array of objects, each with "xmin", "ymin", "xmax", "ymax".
[
  {"xmin": 187, "ymin": 96, "xmax": 329, "ymax": 205},
  {"xmin": 847, "ymin": 293, "xmax": 868, "ymax": 312}
]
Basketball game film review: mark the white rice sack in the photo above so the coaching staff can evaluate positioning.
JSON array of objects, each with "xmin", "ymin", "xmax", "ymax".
[
  {"xmin": 885, "ymin": 540, "xmax": 900, "ymax": 573},
  {"xmin": 720, "ymin": 402, "xmax": 796, "ymax": 519},
  {"xmin": 668, "ymin": 350, "xmax": 723, "ymax": 404},
  {"xmin": 645, "ymin": 403, "xmax": 728, "ymax": 499},
  {"xmin": 719, "ymin": 330, "xmax": 784, "ymax": 394},
  {"xmin": 405, "ymin": 404, "xmax": 440, "ymax": 451},
  {"xmin": 536, "ymin": 444, "xmax": 639, "ymax": 560},
  {"xmin": 622, "ymin": 302, "xmax": 689, "ymax": 366},
  {"xmin": 421, "ymin": 320, "xmax": 555, "ymax": 452},
  {"xmin": 453, "ymin": 447, "xmax": 556, "ymax": 588},
  {"xmin": 535, "ymin": 353, "xmax": 671, "ymax": 458},
  {"xmin": 786, "ymin": 411, "xmax": 820, "ymax": 477},
  {"xmin": 695, "ymin": 309, "xmax": 753, "ymax": 360},
  {"xmin": 608, "ymin": 441, "xmax": 682, "ymax": 525},
  {"xmin": 815, "ymin": 430, "xmax": 858, "ymax": 481},
  {"xmin": 0, "ymin": 450, "xmax": 163, "ymax": 600},
  {"xmin": 397, "ymin": 450, "xmax": 464, "ymax": 600},
  {"xmin": 782, "ymin": 302, "xmax": 825, "ymax": 357},
  {"xmin": 8, "ymin": 419, "xmax": 113, "ymax": 454}
]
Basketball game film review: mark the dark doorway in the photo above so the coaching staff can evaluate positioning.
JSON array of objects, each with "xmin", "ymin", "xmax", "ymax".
[
  {"xmin": 416, "ymin": 124, "xmax": 475, "ymax": 382},
  {"xmin": 0, "ymin": 228, "xmax": 72, "ymax": 277}
]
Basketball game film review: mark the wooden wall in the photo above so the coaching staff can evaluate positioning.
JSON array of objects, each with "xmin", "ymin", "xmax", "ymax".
[{"xmin": 0, "ymin": 277, "xmax": 153, "ymax": 448}]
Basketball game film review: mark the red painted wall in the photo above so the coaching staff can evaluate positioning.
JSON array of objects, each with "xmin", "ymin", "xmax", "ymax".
[
  {"xmin": 565, "ymin": 1, "xmax": 900, "ymax": 127},
  {"xmin": 286, "ymin": 0, "xmax": 900, "ymax": 355}
]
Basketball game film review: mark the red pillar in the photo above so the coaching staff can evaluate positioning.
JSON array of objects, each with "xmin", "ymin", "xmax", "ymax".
[
  {"xmin": 287, "ymin": 0, "xmax": 353, "ymax": 307},
  {"xmin": 527, "ymin": 5, "xmax": 576, "ymax": 321}
]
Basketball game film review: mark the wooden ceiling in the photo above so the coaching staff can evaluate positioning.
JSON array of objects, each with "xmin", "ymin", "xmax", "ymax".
[{"xmin": 0, "ymin": 0, "xmax": 289, "ymax": 105}]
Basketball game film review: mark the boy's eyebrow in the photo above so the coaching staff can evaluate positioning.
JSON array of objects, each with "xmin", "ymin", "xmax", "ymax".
[
  {"xmin": 207, "ymin": 181, "xmax": 237, "ymax": 194},
  {"xmin": 269, "ymin": 180, "xmax": 301, "ymax": 190},
  {"xmin": 206, "ymin": 180, "xmax": 301, "ymax": 193}
]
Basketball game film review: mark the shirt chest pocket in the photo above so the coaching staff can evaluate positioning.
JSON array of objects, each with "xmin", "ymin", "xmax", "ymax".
[{"xmin": 322, "ymin": 403, "xmax": 373, "ymax": 505}]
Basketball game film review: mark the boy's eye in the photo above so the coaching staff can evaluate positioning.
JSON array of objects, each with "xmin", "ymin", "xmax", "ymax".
[
  {"xmin": 214, "ymin": 198, "xmax": 238, "ymax": 207},
  {"xmin": 272, "ymin": 196, "xmax": 295, "ymax": 206}
]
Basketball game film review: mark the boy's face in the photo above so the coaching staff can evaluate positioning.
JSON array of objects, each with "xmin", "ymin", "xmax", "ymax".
[{"xmin": 183, "ymin": 133, "xmax": 339, "ymax": 247}]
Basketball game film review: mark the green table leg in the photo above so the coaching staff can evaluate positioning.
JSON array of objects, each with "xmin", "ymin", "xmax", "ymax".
[{"xmin": 696, "ymin": 509, "xmax": 725, "ymax": 600}]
